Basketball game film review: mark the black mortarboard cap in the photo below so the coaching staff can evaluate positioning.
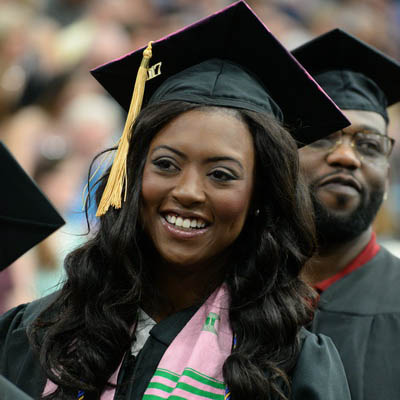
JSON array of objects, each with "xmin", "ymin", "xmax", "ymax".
[
  {"xmin": 91, "ymin": 0, "xmax": 349, "ymax": 146},
  {"xmin": 292, "ymin": 28, "xmax": 400, "ymax": 123},
  {"xmin": 0, "ymin": 142, "xmax": 65, "ymax": 271},
  {"xmin": 0, "ymin": 375, "xmax": 33, "ymax": 400}
]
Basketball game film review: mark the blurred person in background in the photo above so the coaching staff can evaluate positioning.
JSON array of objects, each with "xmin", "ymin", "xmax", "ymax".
[
  {"xmin": 0, "ymin": 0, "xmax": 127, "ymax": 310},
  {"xmin": 293, "ymin": 29, "xmax": 400, "ymax": 400},
  {"xmin": 0, "ymin": 3, "xmax": 34, "ymax": 119},
  {"xmin": 32, "ymin": 149, "xmax": 84, "ymax": 298}
]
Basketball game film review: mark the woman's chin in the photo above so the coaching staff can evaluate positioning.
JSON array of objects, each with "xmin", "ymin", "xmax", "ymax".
[
  {"xmin": 157, "ymin": 249, "xmax": 215, "ymax": 274},
  {"xmin": 161, "ymin": 255, "xmax": 203, "ymax": 271}
]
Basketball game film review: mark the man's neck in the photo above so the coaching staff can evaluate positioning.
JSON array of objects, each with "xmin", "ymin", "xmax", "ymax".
[{"xmin": 302, "ymin": 227, "xmax": 373, "ymax": 285}]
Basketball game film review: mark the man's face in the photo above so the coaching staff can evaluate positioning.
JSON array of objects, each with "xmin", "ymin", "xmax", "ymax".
[{"xmin": 299, "ymin": 110, "xmax": 390, "ymax": 244}]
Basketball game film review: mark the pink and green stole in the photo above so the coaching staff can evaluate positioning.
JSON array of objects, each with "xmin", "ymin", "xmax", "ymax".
[
  {"xmin": 44, "ymin": 285, "xmax": 232, "ymax": 400},
  {"xmin": 142, "ymin": 284, "xmax": 232, "ymax": 400}
]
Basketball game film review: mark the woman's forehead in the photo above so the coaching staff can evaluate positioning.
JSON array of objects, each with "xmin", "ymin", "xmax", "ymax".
[{"xmin": 149, "ymin": 109, "xmax": 255, "ymax": 165}]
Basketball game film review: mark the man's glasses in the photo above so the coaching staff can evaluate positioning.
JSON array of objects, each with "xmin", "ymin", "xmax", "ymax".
[{"xmin": 306, "ymin": 130, "xmax": 395, "ymax": 165}]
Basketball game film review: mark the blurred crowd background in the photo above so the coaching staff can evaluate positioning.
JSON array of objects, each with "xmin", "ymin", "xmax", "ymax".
[{"xmin": 1, "ymin": 0, "xmax": 400, "ymax": 313}]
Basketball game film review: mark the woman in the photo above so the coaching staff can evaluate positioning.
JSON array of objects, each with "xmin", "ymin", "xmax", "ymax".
[{"xmin": 0, "ymin": 2, "xmax": 351, "ymax": 399}]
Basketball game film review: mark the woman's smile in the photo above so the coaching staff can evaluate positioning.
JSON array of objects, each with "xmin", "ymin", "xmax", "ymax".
[
  {"xmin": 161, "ymin": 213, "xmax": 210, "ymax": 239},
  {"xmin": 141, "ymin": 108, "xmax": 255, "ymax": 268}
]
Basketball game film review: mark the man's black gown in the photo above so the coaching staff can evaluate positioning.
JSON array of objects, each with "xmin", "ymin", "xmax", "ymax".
[
  {"xmin": 0, "ymin": 293, "xmax": 351, "ymax": 399},
  {"xmin": 311, "ymin": 246, "xmax": 400, "ymax": 400}
]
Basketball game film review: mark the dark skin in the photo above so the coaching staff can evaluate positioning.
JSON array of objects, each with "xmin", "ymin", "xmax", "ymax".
[
  {"xmin": 151, "ymin": 252, "xmax": 227, "ymax": 321},
  {"xmin": 302, "ymin": 230, "xmax": 372, "ymax": 283},
  {"xmin": 140, "ymin": 109, "xmax": 255, "ymax": 321},
  {"xmin": 299, "ymin": 110, "xmax": 389, "ymax": 284}
]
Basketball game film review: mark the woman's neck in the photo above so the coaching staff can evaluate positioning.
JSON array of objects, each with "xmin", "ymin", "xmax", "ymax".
[{"xmin": 146, "ymin": 257, "xmax": 226, "ymax": 323}]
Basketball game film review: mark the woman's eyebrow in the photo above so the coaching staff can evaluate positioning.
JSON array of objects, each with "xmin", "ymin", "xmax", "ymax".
[
  {"xmin": 151, "ymin": 145, "xmax": 186, "ymax": 158},
  {"xmin": 151, "ymin": 147, "xmax": 244, "ymax": 169},
  {"xmin": 205, "ymin": 156, "xmax": 244, "ymax": 171}
]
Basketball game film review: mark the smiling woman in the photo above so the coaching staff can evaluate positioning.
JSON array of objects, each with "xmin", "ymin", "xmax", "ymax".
[
  {"xmin": 0, "ymin": 2, "xmax": 352, "ymax": 400},
  {"xmin": 141, "ymin": 108, "xmax": 254, "ymax": 273}
]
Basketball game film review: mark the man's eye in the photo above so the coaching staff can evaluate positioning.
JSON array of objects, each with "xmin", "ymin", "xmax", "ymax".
[
  {"xmin": 209, "ymin": 169, "xmax": 236, "ymax": 182},
  {"xmin": 152, "ymin": 158, "xmax": 178, "ymax": 171},
  {"xmin": 356, "ymin": 139, "xmax": 383, "ymax": 156},
  {"xmin": 308, "ymin": 138, "xmax": 334, "ymax": 148}
]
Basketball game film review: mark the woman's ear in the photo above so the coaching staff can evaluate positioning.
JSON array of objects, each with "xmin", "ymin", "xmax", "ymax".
[{"xmin": 249, "ymin": 185, "xmax": 261, "ymax": 218}]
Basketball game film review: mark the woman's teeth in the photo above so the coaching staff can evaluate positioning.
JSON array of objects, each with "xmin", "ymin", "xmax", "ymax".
[{"xmin": 165, "ymin": 214, "xmax": 206, "ymax": 229}]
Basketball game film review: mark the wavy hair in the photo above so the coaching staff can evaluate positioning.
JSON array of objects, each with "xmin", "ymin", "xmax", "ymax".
[{"xmin": 29, "ymin": 101, "xmax": 316, "ymax": 400}]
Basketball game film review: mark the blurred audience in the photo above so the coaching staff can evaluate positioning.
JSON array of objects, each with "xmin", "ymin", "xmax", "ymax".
[{"xmin": 0, "ymin": 0, "xmax": 399, "ymax": 312}]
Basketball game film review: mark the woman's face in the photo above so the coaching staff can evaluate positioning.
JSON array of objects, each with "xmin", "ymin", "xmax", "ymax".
[{"xmin": 141, "ymin": 108, "xmax": 255, "ymax": 270}]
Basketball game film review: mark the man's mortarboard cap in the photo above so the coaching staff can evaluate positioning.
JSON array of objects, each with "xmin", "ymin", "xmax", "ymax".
[
  {"xmin": 91, "ymin": 0, "xmax": 350, "ymax": 216},
  {"xmin": 292, "ymin": 28, "xmax": 400, "ymax": 123},
  {"xmin": 0, "ymin": 142, "xmax": 65, "ymax": 271}
]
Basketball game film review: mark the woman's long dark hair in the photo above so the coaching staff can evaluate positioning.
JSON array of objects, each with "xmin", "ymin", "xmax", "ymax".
[{"xmin": 29, "ymin": 101, "xmax": 317, "ymax": 400}]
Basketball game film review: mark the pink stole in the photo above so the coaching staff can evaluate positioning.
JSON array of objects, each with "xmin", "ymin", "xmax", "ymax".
[{"xmin": 44, "ymin": 284, "xmax": 232, "ymax": 400}]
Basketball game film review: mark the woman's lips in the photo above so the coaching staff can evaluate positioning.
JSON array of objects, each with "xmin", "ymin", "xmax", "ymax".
[
  {"xmin": 161, "ymin": 216, "xmax": 210, "ymax": 239},
  {"xmin": 164, "ymin": 212, "xmax": 208, "ymax": 229}
]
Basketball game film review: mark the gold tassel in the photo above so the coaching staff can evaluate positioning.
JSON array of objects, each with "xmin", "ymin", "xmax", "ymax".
[{"xmin": 96, "ymin": 42, "xmax": 153, "ymax": 216}]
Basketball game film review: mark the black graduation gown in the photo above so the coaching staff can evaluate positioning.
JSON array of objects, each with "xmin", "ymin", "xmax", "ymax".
[
  {"xmin": 0, "ymin": 294, "xmax": 350, "ymax": 400},
  {"xmin": 0, "ymin": 375, "xmax": 33, "ymax": 400},
  {"xmin": 310, "ymin": 246, "xmax": 400, "ymax": 400}
]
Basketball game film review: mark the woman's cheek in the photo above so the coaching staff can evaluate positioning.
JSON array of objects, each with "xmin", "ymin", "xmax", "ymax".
[
  {"xmin": 141, "ymin": 168, "xmax": 163, "ymax": 206},
  {"xmin": 214, "ymin": 185, "xmax": 252, "ymax": 223}
]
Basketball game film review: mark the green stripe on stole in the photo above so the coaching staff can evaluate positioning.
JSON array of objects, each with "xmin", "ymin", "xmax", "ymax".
[
  {"xmin": 143, "ymin": 368, "xmax": 225, "ymax": 399},
  {"xmin": 183, "ymin": 368, "xmax": 225, "ymax": 389}
]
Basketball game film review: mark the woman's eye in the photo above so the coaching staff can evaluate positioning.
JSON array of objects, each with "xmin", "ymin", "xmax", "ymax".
[
  {"xmin": 209, "ymin": 169, "xmax": 236, "ymax": 182},
  {"xmin": 152, "ymin": 158, "xmax": 178, "ymax": 172}
]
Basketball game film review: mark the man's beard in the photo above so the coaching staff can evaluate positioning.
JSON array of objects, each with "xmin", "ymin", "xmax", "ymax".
[{"xmin": 311, "ymin": 186, "xmax": 384, "ymax": 246}]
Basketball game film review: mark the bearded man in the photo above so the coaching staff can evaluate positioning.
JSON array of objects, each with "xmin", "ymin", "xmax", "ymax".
[{"xmin": 293, "ymin": 29, "xmax": 400, "ymax": 400}]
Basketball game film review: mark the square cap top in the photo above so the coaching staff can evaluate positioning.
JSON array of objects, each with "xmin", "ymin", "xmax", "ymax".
[
  {"xmin": 0, "ymin": 142, "xmax": 65, "ymax": 271},
  {"xmin": 292, "ymin": 28, "xmax": 400, "ymax": 123},
  {"xmin": 91, "ymin": 0, "xmax": 349, "ymax": 146}
]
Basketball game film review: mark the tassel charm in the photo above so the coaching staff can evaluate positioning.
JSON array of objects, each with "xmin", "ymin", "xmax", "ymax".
[{"xmin": 96, "ymin": 42, "xmax": 153, "ymax": 216}]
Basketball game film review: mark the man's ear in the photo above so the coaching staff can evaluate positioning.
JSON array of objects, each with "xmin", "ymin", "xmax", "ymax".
[{"xmin": 384, "ymin": 164, "xmax": 391, "ymax": 200}]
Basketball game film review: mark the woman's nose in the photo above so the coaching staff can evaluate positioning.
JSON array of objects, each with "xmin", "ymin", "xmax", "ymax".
[
  {"xmin": 171, "ymin": 168, "xmax": 206, "ymax": 206},
  {"xmin": 326, "ymin": 142, "xmax": 362, "ymax": 170}
]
